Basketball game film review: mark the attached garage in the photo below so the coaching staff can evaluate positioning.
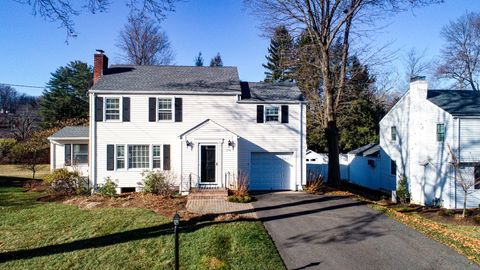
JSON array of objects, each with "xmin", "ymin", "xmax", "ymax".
[{"xmin": 250, "ymin": 152, "xmax": 293, "ymax": 190}]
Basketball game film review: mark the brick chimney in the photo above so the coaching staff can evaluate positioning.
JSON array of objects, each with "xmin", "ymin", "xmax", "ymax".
[{"xmin": 93, "ymin": 49, "xmax": 108, "ymax": 85}]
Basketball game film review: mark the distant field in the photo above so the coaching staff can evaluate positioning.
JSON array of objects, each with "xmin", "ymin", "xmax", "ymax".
[{"xmin": 0, "ymin": 164, "xmax": 50, "ymax": 181}]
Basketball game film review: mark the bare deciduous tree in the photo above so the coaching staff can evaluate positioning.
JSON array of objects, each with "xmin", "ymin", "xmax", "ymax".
[
  {"xmin": 436, "ymin": 12, "xmax": 480, "ymax": 90},
  {"xmin": 117, "ymin": 13, "xmax": 174, "ymax": 65},
  {"xmin": 405, "ymin": 47, "xmax": 431, "ymax": 80},
  {"xmin": 13, "ymin": 0, "xmax": 175, "ymax": 39},
  {"xmin": 448, "ymin": 145, "xmax": 480, "ymax": 217},
  {"xmin": 246, "ymin": 0, "xmax": 442, "ymax": 186}
]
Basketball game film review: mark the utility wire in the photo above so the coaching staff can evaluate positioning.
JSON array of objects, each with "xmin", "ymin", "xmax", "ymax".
[{"xmin": 0, "ymin": 82, "xmax": 45, "ymax": 89}]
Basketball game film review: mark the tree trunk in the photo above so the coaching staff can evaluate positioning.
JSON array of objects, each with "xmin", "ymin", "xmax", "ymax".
[
  {"xmin": 320, "ymin": 47, "xmax": 341, "ymax": 187},
  {"xmin": 463, "ymin": 190, "xmax": 467, "ymax": 218},
  {"xmin": 32, "ymin": 168, "xmax": 36, "ymax": 180}
]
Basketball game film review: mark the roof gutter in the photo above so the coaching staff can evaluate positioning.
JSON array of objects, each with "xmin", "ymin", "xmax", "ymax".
[
  {"xmin": 47, "ymin": 137, "xmax": 89, "ymax": 141},
  {"xmin": 89, "ymin": 90, "xmax": 241, "ymax": 95},
  {"xmin": 237, "ymin": 100, "xmax": 307, "ymax": 104}
]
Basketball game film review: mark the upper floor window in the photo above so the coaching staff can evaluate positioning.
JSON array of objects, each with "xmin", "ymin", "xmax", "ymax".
[
  {"xmin": 436, "ymin": 123, "xmax": 446, "ymax": 142},
  {"xmin": 391, "ymin": 126, "xmax": 397, "ymax": 141},
  {"xmin": 158, "ymin": 98, "xmax": 173, "ymax": 121},
  {"xmin": 265, "ymin": 107, "xmax": 279, "ymax": 122},
  {"xmin": 105, "ymin": 97, "xmax": 120, "ymax": 120}
]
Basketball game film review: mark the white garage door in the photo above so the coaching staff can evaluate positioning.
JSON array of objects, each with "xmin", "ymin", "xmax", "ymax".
[{"xmin": 250, "ymin": 152, "xmax": 292, "ymax": 190}]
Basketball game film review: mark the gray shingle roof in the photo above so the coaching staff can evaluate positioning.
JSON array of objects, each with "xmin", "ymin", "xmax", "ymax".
[
  {"xmin": 427, "ymin": 90, "xmax": 480, "ymax": 116},
  {"xmin": 239, "ymin": 82, "xmax": 304, "ymax": 103},
  {"xmin": 49, "ymin": 126, "xmax": 89, "ymax": 139},
  {"xmin": 348, "ymin": 143, "xmax": 380, "ymax": 157},
  {"xmin": 91, "ymin": 65, "xmax": 241, "ymax": 93}
]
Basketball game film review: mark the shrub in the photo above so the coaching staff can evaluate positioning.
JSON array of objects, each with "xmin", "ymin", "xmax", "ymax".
[
  {"xmin": 228, "ymin": 195, "xmax": 253, "ymax": 203},
  {"xmin": 396, "ymin": 175, "xmax": 410, "ymax": 204},
  {"xmin": 138, "ymin": 170, "xmax": 176, "ymax": 196},
  {"xmin": 473, "ymin": 215, "xmax": 480, "ymax": 224},
  {"xmin": 304, "ymin": 172, "xmax": 324, "ymax": 194},
  {"xmin": 438, "ymin": 209, "xmax": 455, "ymax": 217},
  {"xmin": 96, "ymin": 177, "xmax": 118, "ymax": 197},
  {"xmin": 0, "ymin": 138, "xmax": 16, "ymax": 162},
  {"xmin": 44, "ymin": 168, "xmax": 89, "ymax": 195},
  {"xmin": 232, "ymin": 172, "xmax": 249, "ymax": 197}
]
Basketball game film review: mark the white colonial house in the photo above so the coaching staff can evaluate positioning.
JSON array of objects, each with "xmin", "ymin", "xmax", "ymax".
[
  {"xmin": 49, "ymin": 50, "xmax": 307, "ymax": 193},
  {"xmin": 380, "ymin": 78, "xmax": 480, "ymax": 209}
]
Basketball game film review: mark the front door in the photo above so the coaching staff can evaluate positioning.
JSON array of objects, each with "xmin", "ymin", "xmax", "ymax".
[{"xmin": 200, "ymin": 145, "xmax": 216, "ymax": 183}]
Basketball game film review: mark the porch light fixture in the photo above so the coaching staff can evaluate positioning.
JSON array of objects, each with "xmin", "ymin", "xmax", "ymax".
[
  {"xmin": 228, "ymin": 140, "xmax": 235, "ymax": 149},
  {"xmin": 186, "ymin": 140, "xmax": 194, "ymax": 148}
]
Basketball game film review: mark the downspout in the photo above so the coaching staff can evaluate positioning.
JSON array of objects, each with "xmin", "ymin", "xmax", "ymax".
[
  {"xmin": 298, "ymin": 102, "xmax": 304, "ymax": 191},
  {"xmin": 455, "ymin": 118, "xmax": 461, "ymax": 209},
  {"xmin": 90, "ymin": 93, "xmax": 97, "ymax": 191}
]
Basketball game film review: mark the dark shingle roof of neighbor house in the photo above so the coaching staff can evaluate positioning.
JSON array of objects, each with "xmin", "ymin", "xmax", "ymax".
[
  {"xmin": 348, "ymin": 143, "xmax": 380, "ymax": 157},
  {"xmin": 49, "ymin": 126, "xmax": 89, "ymax": 139},
  {"xmin": 427, "ymin": 90, "xmax": 480, "ymax": 116},
  {"xmin": 91, "ymin": 65, "xmax": 241, "ymax": 93},
  {"xmin": 239, "ymin": 81, "xmax": 304, "ymax": 102}
]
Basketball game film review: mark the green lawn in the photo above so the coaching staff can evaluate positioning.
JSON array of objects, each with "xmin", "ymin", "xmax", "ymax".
[
  {"xmin": 0, "ymin": 164, "xmax": 50, "ymax": 182},
  {"xmin": 0, "ymin": 178, "xmax": 284, "ymax": 269}
]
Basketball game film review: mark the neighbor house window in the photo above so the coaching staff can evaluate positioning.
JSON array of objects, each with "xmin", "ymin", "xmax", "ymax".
[
  {"xmin": 152, "ymin": 145, "xmax": 161, "ymax": 169},
  {"xmin": 436, "ymin": 123, "xmax": 446, "ymax": 142},
  {"xmin": 391, "ymin": 126, "xmax": 397, "ymax": 141},
  {"xmin": 128, "ymin": 145, "xmax": 150, "ymax": 169},
  {"xmin": 390, "ymin": 159, "xmax": 397, "ymax": 176},
  {"xmin": 265, "ymin": 107, "xmax": 279, "ymax": 122},
  {"xmin": 158, "ymin": 98, "xmax": 173, "ymax": 121},
  {"xmin": 475, "ymin": 166, "xmax": 480, "ymax": 190},
  {"xmin": 116, "ymin": 145, "xmax": 125, "ymax": 169},
  {"xmin": 105, "ymin": 97, "xmax": 120, "ymax": 120}
]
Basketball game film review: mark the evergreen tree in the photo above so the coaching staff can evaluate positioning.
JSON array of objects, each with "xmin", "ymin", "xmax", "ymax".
[
  {"xmin": 263, "ymin": 25, "xmax": 295, "ymax": 82},
  {"xmin": 194, "ymin": 51, "xmax": 204, "ymax": 66},
  {"xmin": 209, "ymin": 53, "xmax": 223, "ymax": 67},
  {"xmin": 40, "ymin": 61, "xmax": 92, "ymax": 126}
]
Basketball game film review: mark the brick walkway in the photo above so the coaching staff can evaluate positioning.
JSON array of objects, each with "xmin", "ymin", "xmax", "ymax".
[{"xmin": 186, "ymin": 198, "xmax": 257, "ymax": 219}]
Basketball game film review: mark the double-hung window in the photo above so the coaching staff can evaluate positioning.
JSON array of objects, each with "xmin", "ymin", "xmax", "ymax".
[
  {"xmin": 116, "ymin": 145, "xmax": 125, "ymax": 169},
  {"xmin": 158, "ymin": 98, "xmax": 173, "ymax": 121},
  {"xmin": 265, "ymin": 107, "xmax": 280, "ymax": 122},
  {"xmin": 152, "ymin": 145, "xmax": 161, "ymax": 169},
  {"xmin": 391, "ymin": 126, "xmax": 397, "ymax": 141},
  {"xmin": 105, "ymin": 97, "xmax": 120, "ymax": 120},
  {"xmin": 474, "ymin": 166, "xmax": 480, "ymax": 190},
  {"xmin": 128, "ymin": 145, "xmax": 150, "ymax": 169},
  {"xmin": 436, "ymin": 123, "xmax": 445, "ymax": 142}
]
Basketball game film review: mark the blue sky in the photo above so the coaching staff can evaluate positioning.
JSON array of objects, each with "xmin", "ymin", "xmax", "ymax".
[{"xmin": 0, "ymin": 0, "xmax": 479, "ymax": 96}]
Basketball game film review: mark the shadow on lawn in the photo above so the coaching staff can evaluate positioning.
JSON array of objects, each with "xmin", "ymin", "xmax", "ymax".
[{"xmin": 0, "ymin": 193, "xmax": 371, "ymax": 263}]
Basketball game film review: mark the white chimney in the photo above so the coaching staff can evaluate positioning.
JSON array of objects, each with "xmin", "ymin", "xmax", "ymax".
[{"xmin": 409, "ymin": 76, "xmax": 428, "ymax": 99}]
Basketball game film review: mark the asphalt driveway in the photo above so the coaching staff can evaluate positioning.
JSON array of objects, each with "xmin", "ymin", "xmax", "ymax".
[{"xmin": 252, "ymin": 192, "xmax": 478, "ymax": 270}]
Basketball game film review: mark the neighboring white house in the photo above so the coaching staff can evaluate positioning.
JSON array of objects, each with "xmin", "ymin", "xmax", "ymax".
[
  {"xmin": 49, "ymin": 50, "xmax": 307, "ymax": 193},
  {"xmin": 380, "ymin": 78, "xmax": 480, "ymax": 209}
]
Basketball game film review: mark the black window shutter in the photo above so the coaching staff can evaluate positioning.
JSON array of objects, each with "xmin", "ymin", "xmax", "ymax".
[
  {"xmin": 163, "ymin": 145, "xmax": 171, "ymax": 170},
  {"xmin": 175, "ymin": 98, "xmax": 183, "ymax": 122},
  {"xmin": 281, "ymin": 105, "xmax": 289, "ymax": 123},
  {"xmin": 107, "ymin": 144, "xmax": 114, "ymax": 171},
  {"xmin": 95, "ymin": 97, "xmax": 103, "ymax": 122},
  {"xmin": 65, "ymin": 144, "xmax": 71, "ymax": 166},
  {"xmin": 256, "ymin": 105, "xmax": 264, "ymax": 123},
  {"xmin": 149, "ymin": 98, "xmax": 156, "ymax": 122},
  {"xmin": 123, "ymin": 97, "xmax": 130, "ymax": 122}
]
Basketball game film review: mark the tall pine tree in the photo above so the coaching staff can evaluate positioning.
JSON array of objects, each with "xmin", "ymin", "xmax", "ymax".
[
  {"xmin": 263, "ymin": 25, "xmax": 295, "ymax": 82},
  {"xmin": 40, "ymin": 61, "xmax": 92, "ymax": 126},
  {"xmin": 194, "ymin": 51, "xmax": 204, "ymax": 66},
  {"xmin": 209, "ymin": 53, "xmax": 223, "ymax": 67}
]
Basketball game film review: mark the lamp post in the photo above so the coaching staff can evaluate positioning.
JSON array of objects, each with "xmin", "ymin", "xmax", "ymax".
[{"xmin": 173, "ymin": 212, "xmax": 180, "ymax": 270}]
